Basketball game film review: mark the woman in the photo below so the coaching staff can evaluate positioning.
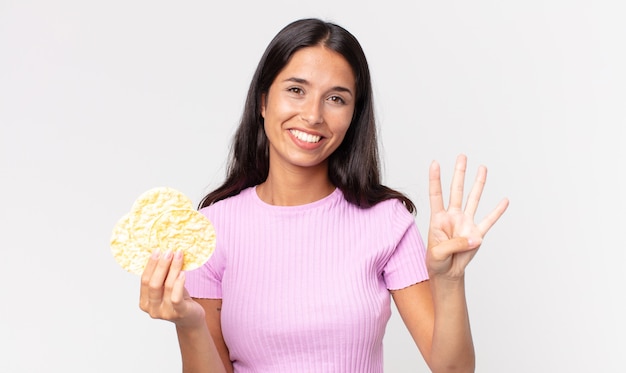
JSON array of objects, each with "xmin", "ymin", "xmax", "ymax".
[{"xmin": 140, "ymin": 18, "xmax": 509, "ymax": 373}]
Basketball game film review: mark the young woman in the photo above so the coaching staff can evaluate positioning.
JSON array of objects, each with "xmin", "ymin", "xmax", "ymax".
[{"xmin": 139, "ymin": 18, "xmax": 509, "ymax": 373}]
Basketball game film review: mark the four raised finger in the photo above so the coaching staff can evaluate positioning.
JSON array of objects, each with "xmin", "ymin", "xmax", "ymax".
[
  {"xmin": 448, "ymin": 154, "xmax": 467, "ymax": 210},
  {"xmin": 429, "ymin": 160, "xmax": 444, "ymax": 215},
  {"xmin": 477, "ymin": 198, "xmax": 510, "ymax": 235},
  {"xmin": 431, "ymin": 154, "xmax": 508, "ymax": 241},
  {"xmin": 464, "ymin": 165, "xmax": 487, "ymax": 217}
]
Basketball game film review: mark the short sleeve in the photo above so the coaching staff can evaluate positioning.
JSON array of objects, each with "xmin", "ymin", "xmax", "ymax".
[{"xmin": 382, "ymin": 211, "xmax": 429, "ymax": 291}]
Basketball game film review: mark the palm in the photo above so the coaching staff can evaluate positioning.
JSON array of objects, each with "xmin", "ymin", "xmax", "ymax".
[{"xmin": 426, "ymin": 155, "xmax": 509, "ymax": 279}]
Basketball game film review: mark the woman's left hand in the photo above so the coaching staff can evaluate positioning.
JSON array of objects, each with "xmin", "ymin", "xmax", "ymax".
[{"xmin": 426, "ymin": 154, "xmax": 509, "ymax": 280}]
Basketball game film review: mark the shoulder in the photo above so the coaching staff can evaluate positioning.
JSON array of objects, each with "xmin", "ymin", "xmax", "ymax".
[
  {"xmin": 337, "ymin": 192, "xmax": 416, "ymax": 233},
  {"xmin": 372, "ymin": 198, "xmax": 416, "ymax": 234},
  {"xmin": 355, "ymin": 196, "xmax": 414, "ymax": 222},
  {"xmin": 199, "ymin": 187, "xmax": 254, "ymax": 213}
]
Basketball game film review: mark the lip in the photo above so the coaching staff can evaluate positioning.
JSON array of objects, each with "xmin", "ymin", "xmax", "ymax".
[{"xmin": 288, "ymin": 128, "xmax": 326, "ymax": 150}]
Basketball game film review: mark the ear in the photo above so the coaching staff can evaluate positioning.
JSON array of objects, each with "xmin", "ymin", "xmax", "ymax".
[{"xmin": 260, "ymin": 93, "xmax": 266, "ymax": 118}]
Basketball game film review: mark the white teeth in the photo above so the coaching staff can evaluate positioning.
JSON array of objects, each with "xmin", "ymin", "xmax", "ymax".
[{"xmin": 290, "ymin": 129, "xmax": 321, "ymax": 143}]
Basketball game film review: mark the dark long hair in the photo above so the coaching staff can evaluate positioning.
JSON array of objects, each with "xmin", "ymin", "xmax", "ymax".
[{"xmin": 199, "ymin": 18, "xmax": 415, "ymax": 213}]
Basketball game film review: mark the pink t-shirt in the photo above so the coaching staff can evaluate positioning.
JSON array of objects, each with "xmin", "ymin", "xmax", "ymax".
[{"xmin": 186, "ymin": 187, "xmax": 428, "ymax": 372}]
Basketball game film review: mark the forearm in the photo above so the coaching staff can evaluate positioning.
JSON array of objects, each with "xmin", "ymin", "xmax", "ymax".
[
  {"xmin": 176, "ymin": 324, "xmax": 227, "ymax": 373},
  {"xmin": 429, "ymin": 276, "xmax": 475, "ymax": 373}
]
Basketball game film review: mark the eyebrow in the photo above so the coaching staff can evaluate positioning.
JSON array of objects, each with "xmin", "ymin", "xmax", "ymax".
[{"xmin": 283, "ymin": 77, "xmax": 354, "ymax": 97}]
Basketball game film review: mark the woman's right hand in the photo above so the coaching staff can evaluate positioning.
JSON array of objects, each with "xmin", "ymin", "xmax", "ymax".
[{"xmin": 139, "ymin": 249, "xmax": 206, "ymax": 329}]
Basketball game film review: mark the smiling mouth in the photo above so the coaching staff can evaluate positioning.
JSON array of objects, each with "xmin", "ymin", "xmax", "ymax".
[{"xmin": 290, "ymin": 129, "xmax": 322, "ymax": 143}]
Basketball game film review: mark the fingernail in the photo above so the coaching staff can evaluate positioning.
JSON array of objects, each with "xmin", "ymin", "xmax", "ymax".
[
  {"xmin": 467, "ymin": 237, "xmax": 482, "ymax": 248},
  {"xmin": 163, "ymin": 250, "xmax": 173, "ymax": 260},
  {"xmin": 174, "ymin": 250, "xmax": 183, "ymax": 261},
  {"xmin": 151, "ymin": 249, "xmax": 160, "ymax": 259}
]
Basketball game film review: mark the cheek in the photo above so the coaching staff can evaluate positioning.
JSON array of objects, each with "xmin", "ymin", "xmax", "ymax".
[
  {"xmin": 332, "ymin": 110, "xmax": 354, "ymax": 137},
  {"xmin": 266, "ymin": 98, "xmax": 300, "ymax": 122}
]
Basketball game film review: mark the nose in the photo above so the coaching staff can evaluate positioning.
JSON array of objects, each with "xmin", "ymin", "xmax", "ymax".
[{"xmin": 300, "ymin": 98, "xmax": 323, "ymax": 125}]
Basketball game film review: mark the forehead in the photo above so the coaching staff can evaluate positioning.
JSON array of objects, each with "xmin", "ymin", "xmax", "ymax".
[{"xmin": 276, "ymin": 46, "xmax": 356, "ymax": 89}]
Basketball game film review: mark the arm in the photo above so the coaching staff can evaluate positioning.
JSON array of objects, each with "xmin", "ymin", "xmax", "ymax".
[
  {"xmin": 394, "ymin": 155, "xmax": 508, "ymax": 373},
  {"xmin": 392, "ymin": 264, "xmax": 474, "ymax": 373},
  {"xmin": 139, "ymin": 250, "xmax": 230, "ymax": 373},
  {"xmin": 193, "ymin": 299, "xmax": 234, "ymax": 373}
]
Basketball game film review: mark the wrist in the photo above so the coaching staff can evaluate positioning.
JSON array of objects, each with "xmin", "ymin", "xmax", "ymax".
[
  {"xmin": 174, "ymin": 309, "xmax": 207, "ymax": 331},
  {"xmin": 175, "ymin": 320, "xmax": 209, "ymax": 337},
  {"xmin": 429, "ymin": 274, "xmax": 466, "ymax": 296}
]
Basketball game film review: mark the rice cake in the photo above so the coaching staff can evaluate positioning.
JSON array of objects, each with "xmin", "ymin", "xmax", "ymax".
[
  {"xmin": 110, "ymin": 187, "xmax": 215, "ymax": 274},
  {"xmin": 149, "ymin": 209, "xmax": 216, "ymax": 271},
  {"xmin": 110, "ymin": 213, "xmax": 151, "ymax": 275},
  {"xmin": 128, "ymin": 187, "xmax": 194, "ymax": 250}
]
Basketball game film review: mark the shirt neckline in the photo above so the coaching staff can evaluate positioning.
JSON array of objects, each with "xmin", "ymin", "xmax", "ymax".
[{"xmin": 250, "ymin": 185, "xmax": 342, "ymax": 212}]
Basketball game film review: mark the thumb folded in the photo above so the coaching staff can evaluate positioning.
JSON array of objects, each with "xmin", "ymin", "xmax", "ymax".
[{"xmin": 432, "ymin": 236, "xmax": 482, "ymax": 258}]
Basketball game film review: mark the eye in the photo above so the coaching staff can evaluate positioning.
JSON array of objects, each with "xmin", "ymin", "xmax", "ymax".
[
  {"xmin": 287, "ymin": 87, "xmax": 304, "ymax": 95},
  {"xmin": 328, "ymin": 95, "xmax": 346, "ymax": 105}
]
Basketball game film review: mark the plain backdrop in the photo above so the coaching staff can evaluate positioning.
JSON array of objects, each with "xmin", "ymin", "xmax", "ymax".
[{"xmin": 1, "ymin": 1, "xmax": 624, "ymax": 372}]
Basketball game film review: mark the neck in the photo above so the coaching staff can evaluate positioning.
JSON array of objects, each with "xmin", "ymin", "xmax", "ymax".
[{"xmin": 257, "ymin": 165, "xmax": 335, "ymax": 206}]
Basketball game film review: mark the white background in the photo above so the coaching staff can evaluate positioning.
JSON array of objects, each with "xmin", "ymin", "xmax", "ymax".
[{"xmin": 1, "ymin": 1, "xmax": 624, "ymax": 372}]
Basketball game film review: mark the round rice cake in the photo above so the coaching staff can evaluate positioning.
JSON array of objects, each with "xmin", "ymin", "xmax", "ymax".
[
  {"xmin": 110, "ymin": 187, "xmax": 215, "ymax": 274},
  {"xmin": 128, "ymin": 187, "xmax": 194, "ymax": 250},
  {"xmin": 110, "ymin": 213, "xmax": 152, "ymax": 275},
  {"xmin": 149, "ymin": 209, "xmax": 216, "ymax": 271}
]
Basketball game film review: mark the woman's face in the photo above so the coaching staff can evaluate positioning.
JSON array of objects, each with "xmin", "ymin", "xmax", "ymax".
[{"xmin": 261, "ymin": 45, "xmax": 356, "ymax": 173}]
